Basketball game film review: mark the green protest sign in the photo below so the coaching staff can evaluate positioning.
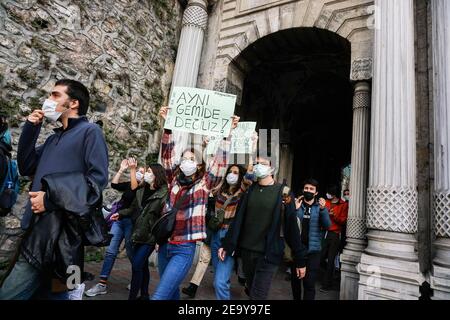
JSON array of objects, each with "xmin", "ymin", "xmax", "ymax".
[
  {"xmin": 230, "ymin": 121, "xmax": 256, "ymax": 154},
  {"xmin": 164, "ymin": 87, "xmax": 236, "ymax": 137},
  {"xmin": 206, "ymin": 135, "xmax": 222, "ymax": 155},
  {"xmin": 206, "ymin": 122, "xmax": 257, "ymax": 155}
]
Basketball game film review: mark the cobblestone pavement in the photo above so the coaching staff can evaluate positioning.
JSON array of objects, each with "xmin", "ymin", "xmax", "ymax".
[{"xmin": 83, "ymin": 257, "xmax": 340, "ymax": 300}]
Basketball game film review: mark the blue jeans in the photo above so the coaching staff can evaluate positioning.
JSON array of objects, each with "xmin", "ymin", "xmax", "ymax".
[
  {"xmin": 211, "ymin": 228, "xmax": 235, "ymax": 300},
  {"xmin": 151, "ymin": 242, "xmax": 197, "ymax": 300},
  {"xmin": 129, "ymin": 243, "xmax": 154, "ymax": 300},
  {"xmin": 100, "ymin": 218, "xmax": 133, "ymax": 279},
  {"xmin": 0, "ymin": 254, "xmax": 75, "ymax": 300},
  {"xmin": 0, "ymin": 254, "xmax": 42, "ymax": 300}
]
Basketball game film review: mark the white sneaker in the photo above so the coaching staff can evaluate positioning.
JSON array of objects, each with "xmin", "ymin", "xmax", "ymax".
[
  {"xmin": 68, "ymin": 283, "xmax": 85, "ymax": 300},
  {"xmin": 126, "ymin": 283, "xmax": 131, "ymax": 291},
  {"xmin": 85, "ymin": 283, "xmax": 107, "ymax": 297}
]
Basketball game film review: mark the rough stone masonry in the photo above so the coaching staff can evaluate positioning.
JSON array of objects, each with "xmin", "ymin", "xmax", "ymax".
[{"xmin": 0, "ymin": 0, "xmax": 183, "ymax": 278}]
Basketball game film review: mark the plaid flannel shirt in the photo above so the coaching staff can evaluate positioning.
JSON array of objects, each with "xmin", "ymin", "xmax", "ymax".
[{"xmin": 161, "ymin": 130, "xmax": 230, "ymax": 242}]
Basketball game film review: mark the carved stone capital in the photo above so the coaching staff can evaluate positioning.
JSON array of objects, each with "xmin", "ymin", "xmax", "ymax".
[
  {"xmin": 351, "ymin": 58, "xmax": 373, "ymax": 81},
  {"xmin": 182, "ymin": 0, "xmax": 208, "ymax": 30}
]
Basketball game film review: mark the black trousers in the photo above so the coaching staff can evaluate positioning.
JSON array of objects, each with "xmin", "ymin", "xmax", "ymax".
[
  {"xmin": 290, "ymin": 251, "xmax": 321, "ymax": 300},
  {"xmin": 240, "ymin": 249, "xmax": 278, "ymax": 300},
  {"xmin": 321, "ymin": 231, "xmax": 341, "ymax": 287}
]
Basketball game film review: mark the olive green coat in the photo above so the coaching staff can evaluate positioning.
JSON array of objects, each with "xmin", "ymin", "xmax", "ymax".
[{"xmin": 119, "ymin": 185, "xmax": 168, "ymax": 245}]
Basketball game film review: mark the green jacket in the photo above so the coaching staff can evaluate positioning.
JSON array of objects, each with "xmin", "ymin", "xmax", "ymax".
[{"xmin": 119, "ymin": 184, "xmax": 168, "ymax": 245}]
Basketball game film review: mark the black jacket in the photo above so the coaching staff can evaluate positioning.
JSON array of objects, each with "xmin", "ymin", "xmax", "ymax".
[
  {"xmin": 221, "ymin": 183, "xmax": 307, "ymax": 268},
  {"xmin": 20, "ymin": 172, "xmax": 103, "ymax": 281}
]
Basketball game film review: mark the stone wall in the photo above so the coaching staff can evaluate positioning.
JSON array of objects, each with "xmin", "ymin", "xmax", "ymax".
[
  {"xmin": 0, "ymin": 0, "xmax": 182, "ymax": 193},
  {"xmin": 0, "ymin": 0, "xmax": 182, "ymax": 280}
]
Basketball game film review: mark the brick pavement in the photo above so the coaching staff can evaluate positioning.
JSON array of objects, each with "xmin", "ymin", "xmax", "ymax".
[{"xmin": 83, "ymin": 257, "xmax": 339, "ymax": 300}]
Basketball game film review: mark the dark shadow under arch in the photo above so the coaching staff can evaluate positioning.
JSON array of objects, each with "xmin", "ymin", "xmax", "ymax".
[{"xmin": 235, "ymin": 27, "xmax": 353, "ymax": 195}]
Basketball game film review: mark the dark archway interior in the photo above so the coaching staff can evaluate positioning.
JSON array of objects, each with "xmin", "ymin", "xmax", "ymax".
[{"xmin": 235, "ymin": 27, "xmax": 353, "ymax": 196}]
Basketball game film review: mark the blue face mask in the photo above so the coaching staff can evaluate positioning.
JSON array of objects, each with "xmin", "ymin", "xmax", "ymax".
[{"xmin": 0, "ymin": 128, "xmax": 11, "ymax": 145}]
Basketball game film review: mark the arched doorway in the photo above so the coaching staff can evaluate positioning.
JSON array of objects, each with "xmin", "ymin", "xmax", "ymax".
[{"xmin": 233, "ymin": 27, "xmax": 353, "ymax": 196}]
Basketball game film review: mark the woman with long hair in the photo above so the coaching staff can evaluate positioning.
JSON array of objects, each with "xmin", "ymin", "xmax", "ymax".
[
  {"xmin": 210, "ymin": 163, "xmax": 253, "ymax": 299},
  {"xmin": 85, "ymin": 158, "xmax": 144, "ymax": 297},
  {"xmin": 182, "ymin": 163, "xmax": 254, "ymax": 299},
  {"xmin": 151, "ymin": 106, "xmax": 239, "ymax": 300},
  {"xmin": 110, "ymin": 163, "xmax": 169, "ymax": 300}
]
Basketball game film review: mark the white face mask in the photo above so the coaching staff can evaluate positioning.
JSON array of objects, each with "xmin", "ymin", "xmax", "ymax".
[
  {"xmin": 42, "ymin": 99, "xmax": 62, "ymax": 122},
  {"xmin": 254, "ymin": 164, "xmax": 272, "ymax": 179},
  {"xmin": 326, "ymin": 193, "xmax": 333, "ymax": 200},
  {"xmin": 135, "ymin": 171, "xmax": 144, "ymax": 182},
  {"xmin": 144, "ymin": 172, "xmax": 154, "ymax": 184},
  {"xmin": 180, "ymin": 159, "xmax": 198, "ymax": 177},
  {"xmin": 226, "ymin": 173, "xmax": 239, "ymax": 185}
]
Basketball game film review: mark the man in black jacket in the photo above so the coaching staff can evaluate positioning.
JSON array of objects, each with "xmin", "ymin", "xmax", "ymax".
[
  {"xmin": 0, "ymin": 79, "xmax": 109, "ymax": 300},
  {"xmin": 218, "ymin": 155, "xmax": 306, "ymax": 300}
]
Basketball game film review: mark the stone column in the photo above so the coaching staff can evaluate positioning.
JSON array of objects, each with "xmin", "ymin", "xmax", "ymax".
[
  {"xmin": 153, "ymin": 0, "xmax": 208, "ymax": 268},
  {"xmin": 430, "ymin": 0, "xmax": 450, "ymax": 300},
  {"xmin": 277, "ymin": 143, "xmax": 294, "ymax": 187},
  {"xmin": 170, "ymin": 0, "xmax": 209, "ymax": 160},
  {"xmin": 340, "ymin": 81, "xmax": 371, "ymax": 300},
  {"xmin": 357, "ymin": 0, "xmax": 425, "ymax": 300}
]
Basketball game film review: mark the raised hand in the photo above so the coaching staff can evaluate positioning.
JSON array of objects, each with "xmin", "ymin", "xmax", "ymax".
[
  {"xmin": 128, "ymin": 157, "xmax": 137, "ymax": 170},
  {"xmin": 319, "ymin": 197, "xmax": 326, "ymax": 210},
  {"xmin": 119, "ymin": 159, "xmax": 128, "ymax": 172},
  {"xmin": 159, "ymin": 106, "xmax": 170, "ymax": 121},
  {"xmin": 231, "ymin": 115, "xmax": 240, "ymax": 129}
]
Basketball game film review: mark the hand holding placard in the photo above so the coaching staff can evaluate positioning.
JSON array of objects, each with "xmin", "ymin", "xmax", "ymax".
[
  {"xmin": 159, "ymin": 106, "xmax": 169, "ymax": 120},
  {"xmin": 231, "ymin": 115, "xmax": 240, "ymax": 131}
]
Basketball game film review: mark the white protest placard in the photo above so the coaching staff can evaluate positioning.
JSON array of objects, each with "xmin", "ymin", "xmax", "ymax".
[
  {"xmin": 206, "ymin": 135, "xmax": 222, "ymax": 155},
  {"xmin": 230, "ymin": 121, "xmax": 256, "ymax": 154},
  {"xmin": 206, "ymin": 122, "xmax": 257, "ymax": 155},
  {"xmin": 164, "ymin": 87, "xmax": 236, "ymax": 138}
]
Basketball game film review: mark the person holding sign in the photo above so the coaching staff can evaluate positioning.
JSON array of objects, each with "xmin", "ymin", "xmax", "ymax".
[
  {"xmin": 151, "ymin": 106, "xmax": 240, "ymax": 300},
  {"xmin": 183, "ymin": 160, "xmax": 256, "ymax": 300}
]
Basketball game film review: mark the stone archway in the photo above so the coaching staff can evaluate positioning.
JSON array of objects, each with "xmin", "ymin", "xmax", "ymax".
[
  {"xmin": 198, "ymin": 0, "xmax": 375, "ymax": 300},
  {"xmin": 206, "ymin": 0, "xmax": 374, "ymax": 101},
  {"xmin": 231, "ymin": 27, "xmax": 353, "ymax": 191}
]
